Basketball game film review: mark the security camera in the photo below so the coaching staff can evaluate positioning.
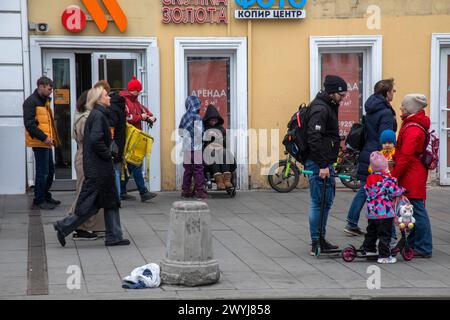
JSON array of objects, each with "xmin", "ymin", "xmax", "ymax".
[{"xmin": 36, "ymin": 23, "xmax": 49, "ymax": 33}]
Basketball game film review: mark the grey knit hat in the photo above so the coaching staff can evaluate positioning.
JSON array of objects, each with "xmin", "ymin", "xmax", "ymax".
[{"xmin": 402, "ymin": 94, "xmax": 428, "ymax": 114}]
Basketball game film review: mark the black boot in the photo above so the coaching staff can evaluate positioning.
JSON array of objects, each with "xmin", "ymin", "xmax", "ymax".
[
  {"xmin": 140, "ymin": 191, "xmax": 157, "ymax": 202},
  {"xmin": 320, "ymin": 238, "xmax": 339, "ymax": 251}
]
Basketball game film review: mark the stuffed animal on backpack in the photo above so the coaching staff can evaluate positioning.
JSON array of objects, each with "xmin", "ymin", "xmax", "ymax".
[{"xmin": 397, "ymin": 204, "xmax": 415, "ymax": 230}]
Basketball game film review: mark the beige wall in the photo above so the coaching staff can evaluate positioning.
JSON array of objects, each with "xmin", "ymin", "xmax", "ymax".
[{"xmin": 28, "ymin": 0, "xmax": 450, "ymax": 189}]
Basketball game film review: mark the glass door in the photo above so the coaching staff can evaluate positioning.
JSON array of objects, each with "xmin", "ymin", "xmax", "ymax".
[
  {"xmin": 440, "ymin": 48, "xmax": 450, "ymax": 185},
  {"xmin": 92, "ymin": 52, "xmax": 143, "ymax": 95},
  {"xmin": 43, "ymin": 52, "xmax": 77, "ymax": 181}
]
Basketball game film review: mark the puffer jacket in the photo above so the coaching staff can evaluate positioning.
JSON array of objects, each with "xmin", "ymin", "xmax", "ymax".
[
  {"xmin": 392, "ymin": 110, "xmax": 430, "ymax": 199},
  {"xmin": 358, "ymin": 94, "xmax": 397, "ymax": 179},
  {"xmin": 23, "ymin": 89, "xmax": 60, "ymax": 148},
  {"xmin": 305, "ymin": 91, "xmax": 341, "ymax": 169},
  {"xmin": 364, "ymin": 172, "xmax": 405, "ymax": 220}
]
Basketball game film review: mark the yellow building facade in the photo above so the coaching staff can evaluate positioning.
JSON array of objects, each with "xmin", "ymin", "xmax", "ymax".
[{"xmin": 20, "ymin": 0, "xmax": 450, "ymax": 191}]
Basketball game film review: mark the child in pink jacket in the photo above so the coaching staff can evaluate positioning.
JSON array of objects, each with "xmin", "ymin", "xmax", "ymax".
[{"xmin": 362, "ymin": 151, "xmax": 405, "ymax": 264}]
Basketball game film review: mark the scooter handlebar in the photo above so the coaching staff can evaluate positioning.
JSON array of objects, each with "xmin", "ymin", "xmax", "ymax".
[{"xmin": 301, "ymin": 170, "xmax": 352, "ymax": 180}]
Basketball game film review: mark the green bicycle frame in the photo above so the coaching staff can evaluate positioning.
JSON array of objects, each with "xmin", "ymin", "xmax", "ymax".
[{"xmin": 284, "ymin": 162, "xmax": 292, "ymax": 178}]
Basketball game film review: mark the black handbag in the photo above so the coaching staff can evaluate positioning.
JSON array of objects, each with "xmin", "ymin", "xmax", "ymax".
[{"xmin": 110, "ymin": 140, "xmax": 119, "ymax": 159}]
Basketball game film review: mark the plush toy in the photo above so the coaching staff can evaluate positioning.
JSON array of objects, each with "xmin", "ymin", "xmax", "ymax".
[{"xmin": 397, "ymin": 203, "xmax": 415, "ymax": 230}]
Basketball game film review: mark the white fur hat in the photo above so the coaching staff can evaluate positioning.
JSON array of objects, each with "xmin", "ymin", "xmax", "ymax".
[{"xmin": 402, "ymin": 94, "xmax": 428, "ymax": 115}]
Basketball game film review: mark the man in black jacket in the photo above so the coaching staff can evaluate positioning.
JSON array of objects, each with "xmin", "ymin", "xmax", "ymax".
[
  {"xmin": 305, "ymin": 75, "xmax": 347, "ymax": 255},
  {"xmin": 23, "ymin": 76, "xmax": 61, "ymax": 210}
]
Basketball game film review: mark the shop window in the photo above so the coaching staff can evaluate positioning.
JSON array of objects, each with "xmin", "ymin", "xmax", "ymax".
[
  {"xmin": 187, "ymin": 57, "xmax": 231, "ymax": 128},
  {"xmin": 320, "ymin": 52, "xmax": 364, "ymax": 138}
]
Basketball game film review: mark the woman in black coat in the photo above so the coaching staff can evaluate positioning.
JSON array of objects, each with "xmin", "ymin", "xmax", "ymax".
[
  {"xmin": 54, "ymin": 86, "xmax": 130, "ymax": 247},
  {"xmin": 344, "ymin": 79, "xmax": 397, "ymax": 236}
]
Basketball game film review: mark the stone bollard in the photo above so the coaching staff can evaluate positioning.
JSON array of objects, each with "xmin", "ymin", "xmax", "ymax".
[{"xmin": 160, "ymin": 201, "xmax": 220, "ymax": 286}]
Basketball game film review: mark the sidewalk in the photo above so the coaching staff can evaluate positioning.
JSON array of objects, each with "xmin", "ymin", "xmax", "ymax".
[{"xmin": 1, "ymin": 187, "xmax": 450, "ymax": 299}]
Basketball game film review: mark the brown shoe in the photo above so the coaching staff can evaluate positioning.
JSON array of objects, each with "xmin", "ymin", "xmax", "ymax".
[
  {"xmin": 223, "ymin": 172, "xmax": 233, "ymax": 189},
  {"xmin": 214, "ymin": 173, "xmax": 226, "ymax": 190}
]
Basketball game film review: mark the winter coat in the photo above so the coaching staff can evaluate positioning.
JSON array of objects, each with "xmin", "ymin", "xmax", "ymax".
[
  {"xmin": 358, "ymin": 94, "xmax": 397, "ymax": 179},
  {"xmin": 179, "ymin": 96, "xmax": 203, "ymax": 151},
  {"xmin": 305, "ymin": 91, "xmax": 340, "ymax": 169},
  {"xmin": 74, "ymin": 104, "xmax": 119, "ymax": 217},
  {"xmin": 69, "ymin": 109, "xmax": 105, "ymax": 231},
  {"xmin": 392, "ymin": 110, "xmax": 430, "ymax": 199},
  {"xmin": 202, "ymin": 105, "xmax": 236, "ymax": 172},
  {"xmin": 120, "ymin": 91, "xmax": 153, "ymax": 130},
  {"xmin": 107, "ymin": 92, "xmax": 127, "ymax": 163},
  {"xmin": 364, "ymin": 172, "xmax": 405, "ymax": 220},
  {"xmin": 203, "ymin": 104, "xmax": 227, "ymax": 149},
  {"xmin": 23, "ymin": 89, "xmax": 60, "ymax": 148}
]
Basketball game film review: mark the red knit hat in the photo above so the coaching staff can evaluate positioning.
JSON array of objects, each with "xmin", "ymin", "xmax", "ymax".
[{"xmin": 127, "ymin": 76, "xmax": 142, "ymax": 92}]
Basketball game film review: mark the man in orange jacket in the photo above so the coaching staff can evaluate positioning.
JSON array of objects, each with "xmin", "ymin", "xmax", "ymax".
[{"xmin": 23, "ymin": 76, "xmax": 61, "ymax": 210}]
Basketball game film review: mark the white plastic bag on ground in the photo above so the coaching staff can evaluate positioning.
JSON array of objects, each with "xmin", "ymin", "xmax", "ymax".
[{"xmin": 122, "ymin": 263, "xmax": 161, "ymax": 289}]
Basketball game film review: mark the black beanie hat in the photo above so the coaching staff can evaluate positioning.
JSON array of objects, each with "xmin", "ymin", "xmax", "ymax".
[{"xmin": 324, "ymin": 75, "xmax": 347, "ymax": 94}]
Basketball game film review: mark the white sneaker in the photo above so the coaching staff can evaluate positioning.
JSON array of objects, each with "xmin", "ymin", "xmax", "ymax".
[{"xmin": 377, "ymin": 256, "xmax": 397, "ymax": 264}]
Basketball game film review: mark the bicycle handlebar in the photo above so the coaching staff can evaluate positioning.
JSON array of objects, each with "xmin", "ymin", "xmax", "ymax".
[{"xmin": 301, "ymin": 170, "xmax": 352, "ymax": 180}]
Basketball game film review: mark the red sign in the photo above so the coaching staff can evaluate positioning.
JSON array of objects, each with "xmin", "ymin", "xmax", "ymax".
[
  {"xmin": 188, "ymin": 59, "xmax": 230, "ymax": 128},
  {"xmin": 61, "ymin": 5, "xmax": 87, "ymax": 33},
  {"xmin": 321, "ymin": 53, "xmax": 363, "ymax": 138}
]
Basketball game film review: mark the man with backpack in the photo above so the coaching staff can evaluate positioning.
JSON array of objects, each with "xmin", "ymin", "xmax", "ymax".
[
  {"xmin": 119, "ymin": 76, "xmax": 157, "ymax": 202},
  {"xmin": 305, "ymin": 75, "xmax": 347, "ymax": 255}
]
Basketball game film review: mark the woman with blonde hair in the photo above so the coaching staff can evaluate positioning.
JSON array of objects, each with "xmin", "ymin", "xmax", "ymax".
[
  {"xmin": 66, "ymin": 88, "xmax": 106, "ymax": 240},
  {"xmin": 54, "ymin": 86, "xmax": 129, "ymax": 247}
]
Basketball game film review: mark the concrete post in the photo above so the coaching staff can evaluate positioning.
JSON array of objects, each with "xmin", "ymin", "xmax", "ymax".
[{"xmin": 160, "ymin": 201, "xmax": 220, "ymax": 286}]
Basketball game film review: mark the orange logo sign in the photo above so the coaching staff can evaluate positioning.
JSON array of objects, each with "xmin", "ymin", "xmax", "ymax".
[
  {"xmin": 82, "ymin": 0, "xmax": 127, "ymax": 32},
  {"xmin": 62, "ymin": 0, "xmax": 127, "ymax": 33}
]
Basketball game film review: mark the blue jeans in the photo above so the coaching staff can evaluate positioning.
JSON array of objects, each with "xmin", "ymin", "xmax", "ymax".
[
  {"xmin": 32, "ymin": 147, "xmax": 55, "ymax": 205},
  {"xmin": 345, "ymin": 178, "xmax": 366, "ymax": 228},
  {"xmin": 120, "ymin": 163, "xmax": 148, "ymax": 195},
  {"xmin": 305, "ymin": 160, "xmax": 335, "ymax": 242},
  {"xmin": 57, "ymin": 207, "xmax": 123, "ymax": 242},
  {"xmin": 114, "ymin": 163, "xmax": 121, "ymax": 201},
  {"xmin": 407, "ymin": 199, "xmax": 433, "ymax": 255}
]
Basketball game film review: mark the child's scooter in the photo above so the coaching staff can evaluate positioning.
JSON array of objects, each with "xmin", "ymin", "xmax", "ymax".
[
  {"xmin": 341, "ymin": 198, "xmax": 415, "ymax": 262},
  {"xmin": 341, "ymin": 227, "xmax": 414, "ymax": 262},
  {"xmin": 302, "ymin": 170, "xmax": 351, "ymax": 257}
]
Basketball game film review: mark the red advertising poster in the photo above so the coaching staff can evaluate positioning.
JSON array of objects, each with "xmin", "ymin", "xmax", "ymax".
[
  {"xmin": 188, "ymin": 58, "xmax": 230, "ymax": 128},
  {"xmin": 321, "ymin": 53, "xmax": 363, "ymax": 138}
]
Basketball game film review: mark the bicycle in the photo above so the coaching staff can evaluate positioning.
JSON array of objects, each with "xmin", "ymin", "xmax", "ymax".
[{"xmin": 267, "ymin": 146, "xmax": 360, "ymax": 193}]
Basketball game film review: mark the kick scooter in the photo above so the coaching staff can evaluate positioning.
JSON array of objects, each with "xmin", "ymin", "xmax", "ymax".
[{"xmin": 302, "ymin": 170, "xmax": 351, "ymax": 257}]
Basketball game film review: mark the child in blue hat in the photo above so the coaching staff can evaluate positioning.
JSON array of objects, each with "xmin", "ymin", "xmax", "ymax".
[{"xmin": 369, "ymin": 129, "xmax": 397, "ymax": 173}]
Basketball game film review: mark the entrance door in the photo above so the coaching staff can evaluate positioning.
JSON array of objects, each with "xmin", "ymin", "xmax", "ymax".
[
  {"xmin": 43, "ymin": 52, "xmax": 77, "ymax": 184},
  {"xmin": 439, "ymin": 48, "xmax": 450, "ymax": 185},
  {"xmin": 177, "ymin": 53, "xmax": 237, "ymax": 189},
  {"xmin": 92, "ymin": 52, "xmax": 158, "ymax": 190},
  {"xmin": 92, "ymin": 52, "xmax": 143, "ymax": 93}
]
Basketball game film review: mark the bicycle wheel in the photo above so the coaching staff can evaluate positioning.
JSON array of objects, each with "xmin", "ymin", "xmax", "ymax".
[
  {"xmin": 338, "ymin": 154, "xmax": 360, "ymax": 190},
  {"xmin": 268, "ymin": 160, "xmax": 300, "ymax": 193}
]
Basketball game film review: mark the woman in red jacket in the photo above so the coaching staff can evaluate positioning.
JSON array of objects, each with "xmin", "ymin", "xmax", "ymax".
[{"xmin": 392, "ymin": 94, "xmax": 432, "ymax": 258}]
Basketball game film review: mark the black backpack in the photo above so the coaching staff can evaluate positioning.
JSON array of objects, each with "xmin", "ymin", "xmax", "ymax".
[
  {"xmin": 345, "ymin": 116, "xmax": 366, "ymax": 151},
  {"xmin": 282, "ymin": 103, "xmax": 310, "ymax": 164}
]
